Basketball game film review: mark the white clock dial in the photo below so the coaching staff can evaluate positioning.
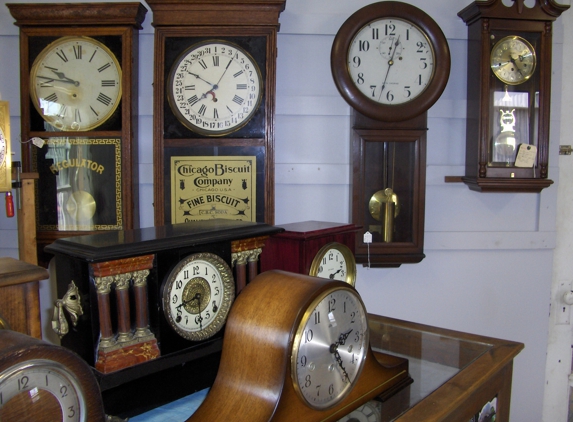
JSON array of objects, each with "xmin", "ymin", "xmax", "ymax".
[
  {"xmin": 292, "ymin": 286, "xmax": 369, "ymax": 410},
  {"xmin": 163, "ymin": 252, "xmax": 235, "ymax": 341},
  {"xmin": 347, "ymin": 18, "xmax": 435, "ymax": 105},
  {"xmin": 29, "ymin": 36, "xmax": 122, "ymax": 131},
  {"xmin": 0, "ymin": 359, "xmax": 87, "ymax": 422},
  {"xmin": 310, "ymin": 242, "xmax": 357, "ymax": 287},
  {"xmin": 168, "ymin": 40, "xmax": 263, "ymax": 136}
]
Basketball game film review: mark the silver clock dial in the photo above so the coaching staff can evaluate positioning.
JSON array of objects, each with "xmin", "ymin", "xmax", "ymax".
[
  {"xmin": 347, "ymin": 18, "xmax": 435, "ymax": 105},
  {"xmin": 163, "ymin": 252, "xmax": 235, "ymax": 341},
  {"xmin": 29, "ymin": 36, "xmax": 122, "ymax": 131},
  {"xmin": 292, "ymin": 286, "xmax": 369, "ymax": 409},
  {"xmin": 168, "ymin": 40, "xmax": 263, "ymax": 136},
  {"xmin": 0, "ymin": 359, "xmax": 87, "ymax": 422}
]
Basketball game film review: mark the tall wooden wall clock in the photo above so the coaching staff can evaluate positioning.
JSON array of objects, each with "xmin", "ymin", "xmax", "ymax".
[
  {"xmin": 458, "ymin": 0, "xmax": 569, "ymax": 193},
  {"xmin": 331, "ymin": 2, "xmax": 450, "ymax": 267},
  {"xmin": 7, "ymin": 2, "xmax": 147, "ymax": 266},
  {"xmin": 147, "ymin": 0, "xmax": 286, "ymax": 227}
]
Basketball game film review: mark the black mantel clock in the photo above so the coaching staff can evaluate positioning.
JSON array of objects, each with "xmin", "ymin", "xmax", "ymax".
[
  {"xmin": 458, "ymin": 0, "xmax": 569, "ymax": 193},
  {"xmin": 7, "ymin": 3, "xmax": 146, "ymax": 266},
  {"xmin": 331, "ymin": 2, "xmax": 450, "ymax": 267},
  {"xmin": 44, "ymin": 219, "xmax": 283, "ymax": 417}
]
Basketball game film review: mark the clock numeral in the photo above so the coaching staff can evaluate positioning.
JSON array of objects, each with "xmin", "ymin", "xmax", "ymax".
[
  {"xmin": 304, "ymin": 329, "xmax": 313, "ymax": 343},
  {"xmin": 56, "ymin": 50, "xmax": 69, "ymax": 63},
  {"xmin": 188, "ymin": 95, "xmax": 200, "ymax": 106},
  {"xmin": 236, "ymin": 84, "xmax": 247, "ymax": 90},
  {"xmin": 101, "ymin": 80, "xmax": 116, "ymax": 87},
  {"xmin": 198, "ymin": 59, "xmax": 208, "ymax": 70},
  {"xmin": 305, "ymin": 374, "xmax": 312, "ymax": 388},
  {"xmin": 233, "ymin": 70, "xmax": 244, "ymax": 78},
  {"xmin": 404, "ymin": 86, "xmax": 412, "ymax": 98},
  {"xmin": 74, "ymin": 109, "xmax": 81, "ymax": 123},
  {"xmin": 300, "ymin": 355, "xmax": 307, "ymax": 367},
  {"xmin": 328, "ymin": 384, "xmax": 334, "ymax": 395},
  {"xmin": 44, "ymin": 92, "xmax": 58, "ymax": 103},
  {"xmin": 18, "ymin": 375, "xmax": 29, "ymax": 391},
  {"xmin": 358, "ymin": 40, "xmax": 369, "ymax": 52},
  {"xmin": 176, "ymin": 280, "xmax": 183, "ymax": 289},
  {"xmin": 90, "ymin": 106, "xmax": 99, "ymax": 117},
  {"xmin": 419, "ymin": 58, "xmax": 428, "ymax": 69},
  {"xmin": 58, "ymin": 104, "xmax": 68, "ymax": 118},
  {"xmin": 371, "ymin": 28, "xmax": 379, "ymax": 40},
  {"xmin": 314, "ymin": 311, "xmax": 321, "ymax": 324},
  {"xmin": 73, "ymin": 45, "xmax": 82, "ymax": 60},
  {"xmin": 352, "ymin": 56, "xmax": 362, "ymax": 68},
  {"xmin": 193, "ymin": 265, "xmax": 200, "ymax": 276},
  {"xmin": 198, "ymin": 104, "xmax": 207, "ymax": 116},
  {"xmin": 232, "ymin": 95, "xmax": 244, "ymax": 106},
  {"xmin": 96, "ymin": 92, "xmax": 112, "ymax": 106},
  {"xmin": 384, "ymin": 23, "xmax": 396, "ymax": 36},
  {"xmin": 172, "ymin": 294, "xmax": 178, "ymax": 304},
  {"xmin": 356, "ymin": 73, "xmax": 365, "ymax": 85},
  {"xmin": 185, "ymin": 85, "xmax": 196, "ymax": 91},
  {"xmin": 213, "ymin": 108, "xmax": 219, "ymax": 119},
  {"xmin": 328, "ymin": 297, "xmax": 336, "ymax": 313},
  {"xmin": 89, "ymin": 50, "xmax": 98, "ymax": 63},
  {"xmin": 98, "ymin": 63, "xmax": 111, "ymax": 73},
  {"xmin": 212, "ymin": 55, "xmax": 219, "ymax": 66},
  {"xmin": 416, "ymin": 41, "xmax": 426, "ymax": 53},
  {"xmin": 67, "ymin": 405, "xmax": 76, "ymax": 419}
]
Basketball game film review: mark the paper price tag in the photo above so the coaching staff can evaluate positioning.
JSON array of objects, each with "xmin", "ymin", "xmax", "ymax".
[
  {"xmin": 514, "ymin": 144, "xmax": 537, "ymax": 168},
  {"xmin": 30, "ymin": 137, "xmax": 45, "ymax": 148}
]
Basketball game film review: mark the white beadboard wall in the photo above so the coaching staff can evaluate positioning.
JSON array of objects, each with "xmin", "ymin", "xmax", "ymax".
[{"xmin": 0, "ymin": 0, "xmax": 569, "ymax": 420}]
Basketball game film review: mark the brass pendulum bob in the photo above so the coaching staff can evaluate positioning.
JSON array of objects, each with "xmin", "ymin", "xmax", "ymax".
[{"xmin": 369, "ymin": 188, "xmax": 400, "ymax": 243}]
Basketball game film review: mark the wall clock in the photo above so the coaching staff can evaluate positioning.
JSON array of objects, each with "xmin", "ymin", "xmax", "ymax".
[
  {"xmin": 458, "ymin": 0, "xmax": 569, "ymax": 193},
  {"xmin": 187, "ymin": 270, "xmax": 411, "ymax": 422},
  {"xmin": 7, "ymin": 2, "xmax": 147, "ymax": 266},
  {"xmin": 331, "ymin": 1, "xmax": 450, "ymax": 267},
  {"xmin": 147, "ymin": 0, "xmax": 286, "ymax": 227},
  {"xmin": 0, "ymin": 101, "xmax": 12, "ymax": 193},
  {"xmin": 44, "ymin": 219, "xmax": 283, "ymax": 416},
  {"xmin": 0, "ymin": 329, "xmax": 106, "ymax": 421}
]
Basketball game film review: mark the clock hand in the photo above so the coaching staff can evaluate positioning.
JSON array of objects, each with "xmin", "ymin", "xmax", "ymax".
[
  {"xmin": 187, "ymin": 71, "xmax": 216, "ymax": 88},
  {"xmin": 332, "ymin": 347, "xmax": 350, "ymax": 382},
  {"xmin": 337, "ymin": 329, "xmax": 353, "ymax": 346},
  {"xmin": 329, "ymin": 269, "xmax": 343, "ymax": 279},
  {"xmin": 50, "ymin": 70, "xmax": 80, "ymax": 86},
  {"xmin": 214, "ymin": 58, "xmax": 233, "ymax": 87},
  {"xmin": 378, "ymin": 35, "xmax": 400, "ymax": 102},
  {"xmin": 198, "ymin": 59, "xmax": 232, "ymax": 102}
]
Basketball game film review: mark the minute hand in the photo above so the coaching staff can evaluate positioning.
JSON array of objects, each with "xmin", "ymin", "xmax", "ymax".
[{"xmin": 379, "ymin": 35, "xmax": 400, "ymax": 102}]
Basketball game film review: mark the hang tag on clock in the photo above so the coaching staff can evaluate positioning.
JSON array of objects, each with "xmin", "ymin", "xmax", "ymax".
[{"xmin": 514, "ymin": 144, "xmax": 537, "ymax": 168}]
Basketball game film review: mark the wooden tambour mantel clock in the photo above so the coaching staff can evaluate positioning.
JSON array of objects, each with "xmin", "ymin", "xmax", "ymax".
[
  {"xmin": 458, "ymin": 0, "xmax": 569, "ymax": 193},
  {"xmin": 44, "ymin": 219, "xmax": 283, "ymax": 417},
  {"xmin": 331, "ymin": 2, "xmax": 450, "ymax": 267},
  {"xmin": 147, "ymin": 0, "xmax": 286, "ymax": 226},
  {"xmin": 7, "ymin": 2, "xmax": 146, "ymax": 265}
]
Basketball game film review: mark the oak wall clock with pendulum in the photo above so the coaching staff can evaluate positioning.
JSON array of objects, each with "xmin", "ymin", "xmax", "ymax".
[
  {"xmin": 331, "ymin": 1, "xmax": 450, "ymax": 267},
  {"xmin": 147, "ymin": 0, "xmax": 286, "ymax": 226},
  {"xmin": 7, "ymin": 2, "xmax": 146, "ymax": 266}
]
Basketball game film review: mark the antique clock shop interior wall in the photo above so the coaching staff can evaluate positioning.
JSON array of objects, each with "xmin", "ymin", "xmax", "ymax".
[
  {"xmin": 331, "ymin": 1, "xmax": 450, "ymax": 267},
  {"xmin": 148, "ymin": 0, "xmax": 286, "ymax": 227},
  {"xmin": 7, "ymin": 2, "xmax": 147, "ymax": 266}
]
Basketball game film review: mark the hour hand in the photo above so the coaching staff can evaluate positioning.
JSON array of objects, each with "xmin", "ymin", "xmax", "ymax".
[
  {"xmin": 337, "ymin": 329, "xmax": 353, "ymax": 346},
  {"xmin": 50, "ymin": 70, "xmax": 80, "ymax": 86}
]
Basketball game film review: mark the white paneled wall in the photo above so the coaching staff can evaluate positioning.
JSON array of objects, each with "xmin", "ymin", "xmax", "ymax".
[{"xmin": 0, "ymin": 0, "xmax": 570, "ymax": 420}]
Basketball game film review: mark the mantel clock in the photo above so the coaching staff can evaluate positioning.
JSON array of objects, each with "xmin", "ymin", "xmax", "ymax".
[
  {"xmin": 7, "ymin": 2, "xmax": 146, "ymax": 265},
  {"xmin": 458, "ymin": 0, "xmax": 569, "ymax": 192},
  {"xmin": 147, "ymin": 0, "xmax": 286, "ymax": 227},
  {"xmin": 331, "ymin": 2, "xmax": 450, "ymax": 267}
]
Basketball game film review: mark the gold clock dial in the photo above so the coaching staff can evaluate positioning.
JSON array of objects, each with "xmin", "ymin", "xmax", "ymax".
[
  {"xmin": 490, "ymin": 35, "xmax": 536, "ymax": 85},
  {"xmin": 0, "ymin": 359, "xmax": 87, "ymax": 421},
  {"xmin": 29, "ymin": 36, "xmax": 122, "ymax": 131},
  {"xmin": 309, "ymin": 242, "xmax": 357, "ymax": 287},
  {"xmin": 291, "ymin": 286, "xmax": 369, "ymax": 410},
  {"xmin": 162, "ymin": 252, "xmax": 235, "ymax": 341},
  {"xmin": 167, "ymin": 40, "xmax": 263, "ymax": 136}
]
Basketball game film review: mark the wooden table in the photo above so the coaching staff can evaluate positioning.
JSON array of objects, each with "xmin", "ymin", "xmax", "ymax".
[{"xmin": 0, "ymin": 257, "xmax": 49, "ymax": 338}]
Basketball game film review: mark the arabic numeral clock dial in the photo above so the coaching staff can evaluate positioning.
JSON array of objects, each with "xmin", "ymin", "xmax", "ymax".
[
  {"xmin": 162, "ymin": 252, "xmax": 235, "ymax": 341},
  {"xmin": 309, "ymin": 242, "xmax": 357, "ymax": 287},
  {"xmin": 29, "ymin": 36, "xmax": 122, "ymax": 131},
  {"xmin": 349, "ymin": 18, "xmax": 435, "ymax": 106},
  {"xmin": 168, "ymin": 40, "xmax": 263, "ymax": 136},
  {"xmin": 490, "ymin": 36, "xmax": 536, "ymax": 85},
  {"xmin": 292, "ymin": 286, "xmax": 369, "ymax": 410}
]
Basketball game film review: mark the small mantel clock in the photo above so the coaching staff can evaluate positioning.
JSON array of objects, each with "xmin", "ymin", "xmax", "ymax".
[
  {"xmin": 458, "ymin": 0, "xmax": 569, "ymax": 193},
  {"xmin": 7, "ymin": 2, "xmax": 146, "ymax": 265},
  {"xmin": 147, "ymin": 0, "xmax": 286, "ymax": 227},
  {"xmin": 331, "ymin": 2, "xmax": 450, "ymax": 267}
]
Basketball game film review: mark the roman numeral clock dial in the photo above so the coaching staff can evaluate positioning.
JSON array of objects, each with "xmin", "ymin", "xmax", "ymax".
[
  {"xmin": 29, "ymin": 36, "xmax": 122, "ymax": 131},
  {"xmin": 167, "ymin": 40, "xmax": 262, "ymax": 136}
]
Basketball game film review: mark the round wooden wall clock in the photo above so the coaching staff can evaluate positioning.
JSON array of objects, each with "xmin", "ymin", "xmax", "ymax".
[
  {"xmin": 458, "ymin": 0, "xmax": 569, "ymax": 193},
  {"xmin": 7, "ymin": 2, "xmax": 147, "ymax": 266},
  {"xmin": 0, "ymin": 329, "xmax": 106, "ymax": 422},
  {"xmin": 331, "ymin": 1, "xmax": 450, "ymax": 267},
  {"xmin": 147, "ymin": 0, "xmax": 286, "ymax": 227}
]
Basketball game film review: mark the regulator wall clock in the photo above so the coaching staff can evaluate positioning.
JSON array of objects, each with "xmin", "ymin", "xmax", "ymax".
[
  {"xmin": 331, "ymin": 2, "xmax": 450, "ymax": 267},
  {"xmin": 147, "ymin": 0, "xmax": 286, "ymax": 227},
  {"xmin": 458, "ymin": 0, "xmax": 569, "ymax": 192},
  {"xmin": 7, "ymin": 2, "xmax": 146, "ymax": 265}
]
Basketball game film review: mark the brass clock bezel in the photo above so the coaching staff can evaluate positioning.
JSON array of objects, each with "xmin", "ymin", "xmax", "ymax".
[
  {"xmin": 331, "ymin": 1, "xmax": 450, "ymax": 122},
  {"xmin": 290, "ymin": 285, "xmax": 369, "ymax": 410},
  {"xmin": 29, "ymin": 36, "xmax": 123, "ymax": 132},
  {"xmin": 309, "ymin": 242, "xmax": 357, "ymax": 287},
  {"xmin": 161, "ymin": 252, "xmax": 235, "ymax": 342},
  {"xmin": 490, "ymin": 35, "xmax": 536, "ymax": 86}
]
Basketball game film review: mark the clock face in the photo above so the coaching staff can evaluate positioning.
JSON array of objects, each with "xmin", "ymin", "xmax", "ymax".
[
  {"xmin": 337, "ymin": 400, "xmax": 382, "ymax": 421},
  {"xmin": 167, "ymin": 40, "xmax": 263, "ymax": 136},
  {"xmin": 291, "ymin": 286, "xmax": 369, "ymax": 410},
  {"xmin": 162, "ymin": 252, "xmax": 235, "ymax": 341},
  {"xmin": 347, "ymin": 17, "xmax": 435, "ymax": 106},
  {"xmin": 0, "ymin": 359, "xmax": 87, "ymax": 422},
  {"xmin": 309, "ymin": 242, "xmax": 356, "ymax": 287},
  {"xmin": 29, "ymin": 36, "xmax": 122, "ymax": 131},
  {"xmin": 490, "ymin": 36, "xmax": 536, "ymax": 85}
]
